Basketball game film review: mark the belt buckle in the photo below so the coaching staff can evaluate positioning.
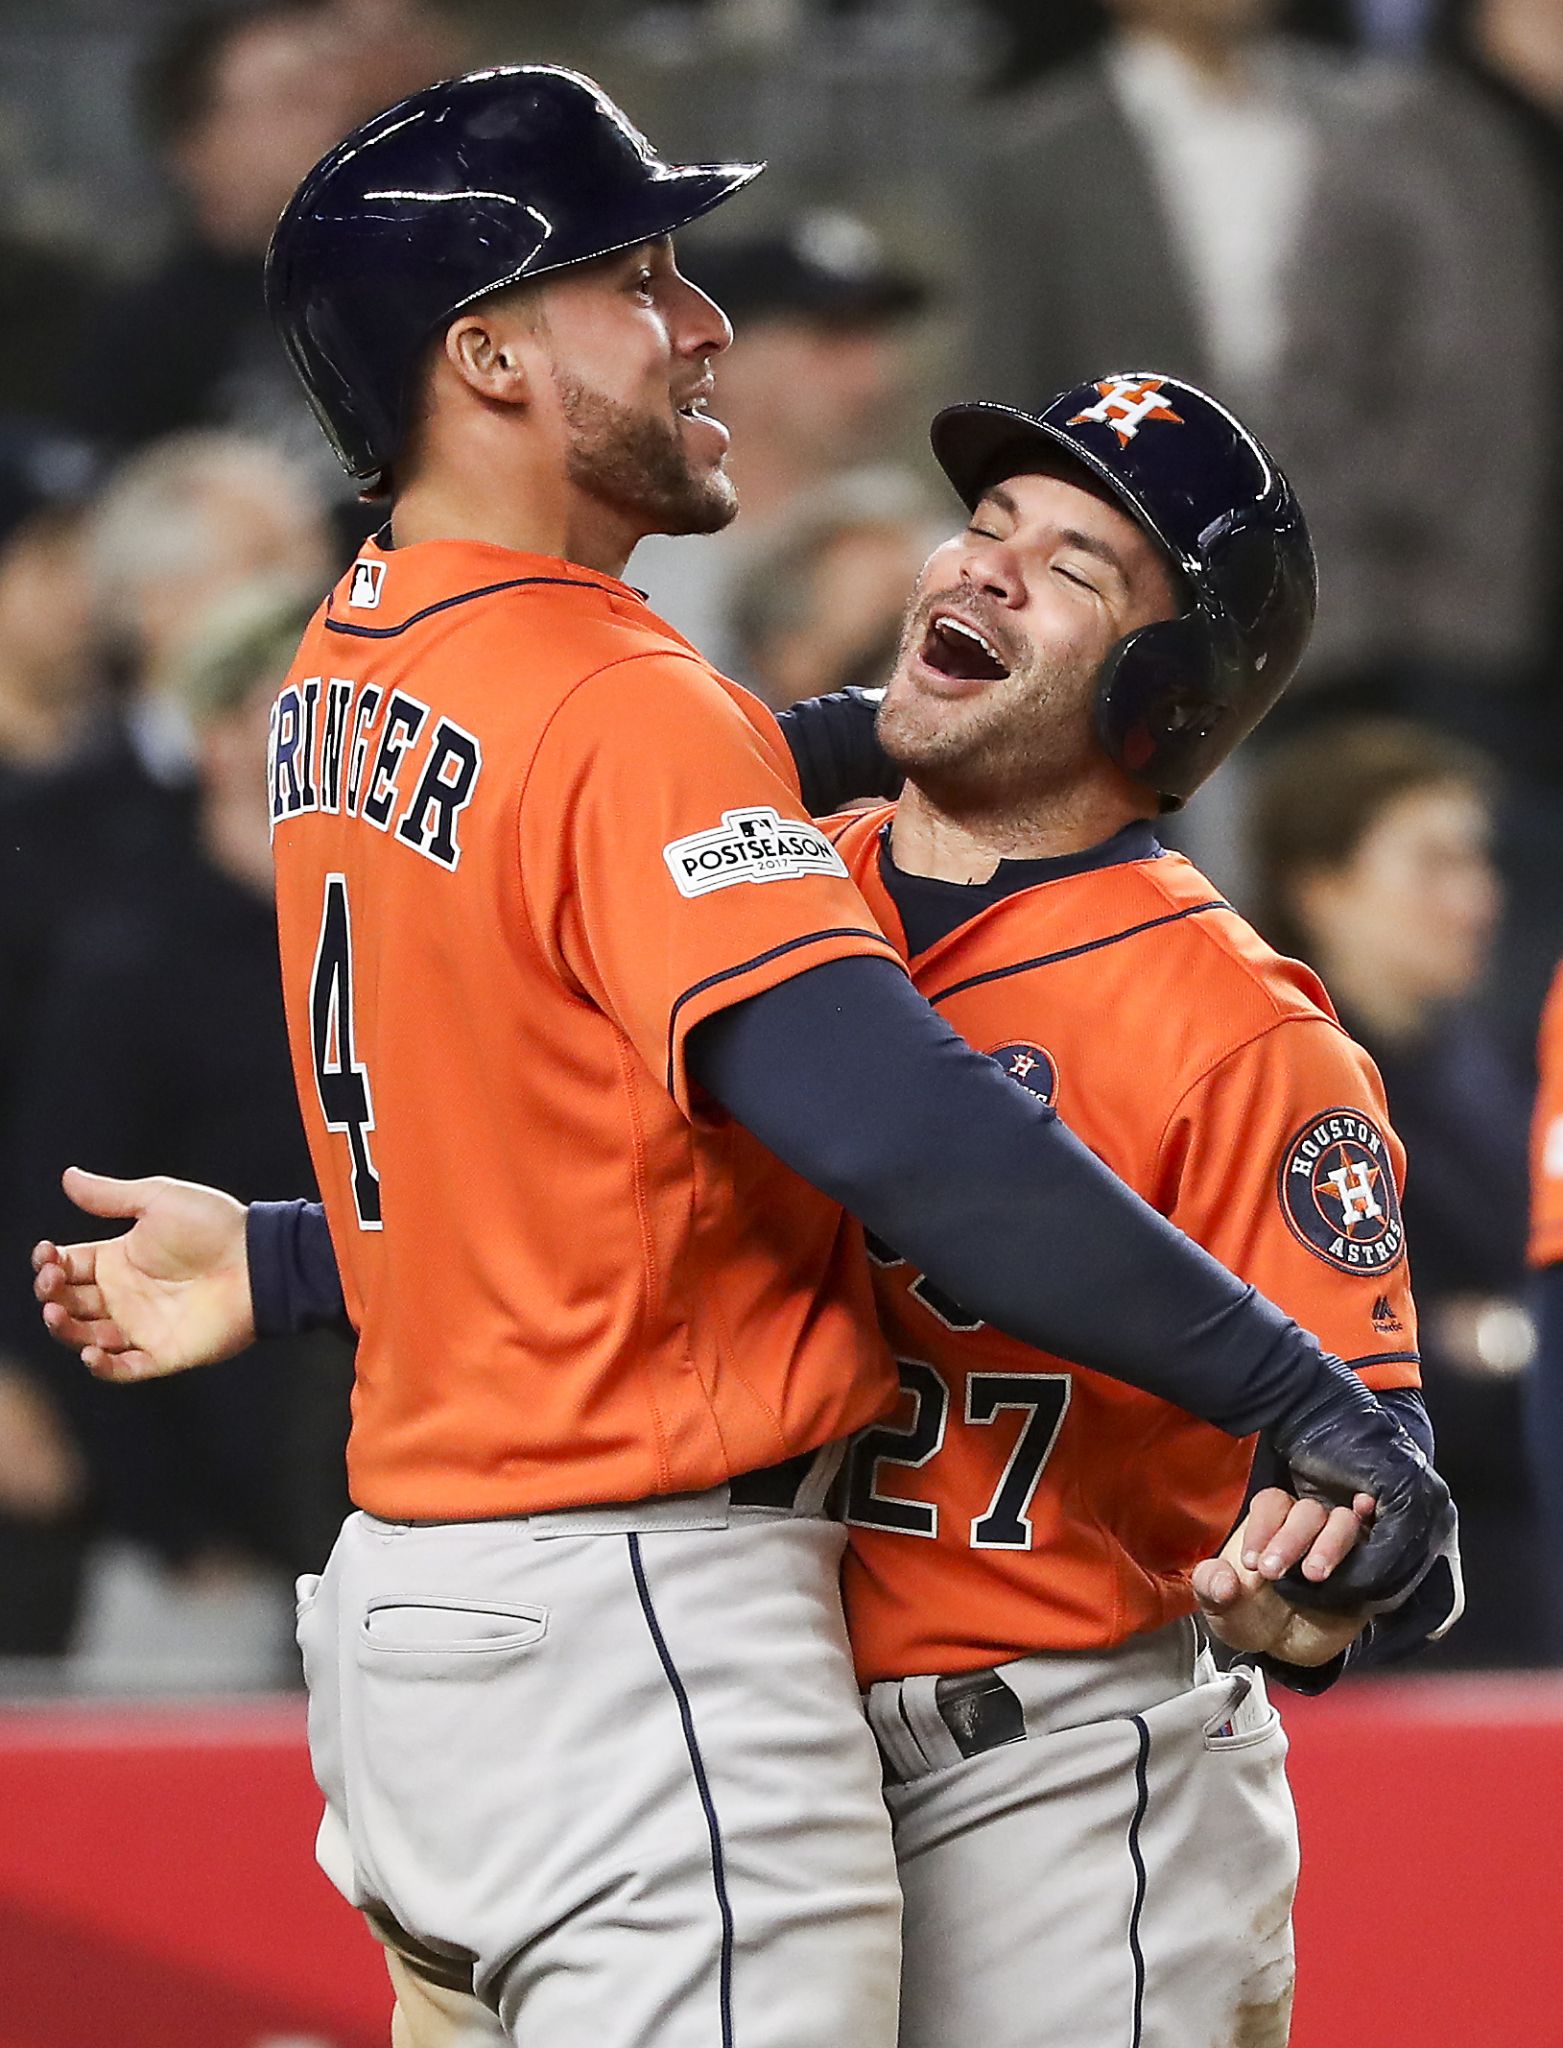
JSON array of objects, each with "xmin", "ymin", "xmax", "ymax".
[{"xmin": 934, "ymin": 1668, "xmax": 1027, "ymax": 1760}]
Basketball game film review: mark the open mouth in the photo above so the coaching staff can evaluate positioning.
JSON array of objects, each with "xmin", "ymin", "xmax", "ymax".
[{"xmin": 919, "ymin": 610, "xmax": 1012, "ymax": 683}]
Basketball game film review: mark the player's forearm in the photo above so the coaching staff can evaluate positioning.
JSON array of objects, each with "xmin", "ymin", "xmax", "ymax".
[
  {"xmin": 775, "ymin": 688, "xmax": 901, "ymax": 814},
  {"xmin": 248, "ymin": 1200, "xmax": 350, "ymax": 1337},
  {"xmin": 689, "ymin": 955, "xmax": 1339, "ymax": 1438}
]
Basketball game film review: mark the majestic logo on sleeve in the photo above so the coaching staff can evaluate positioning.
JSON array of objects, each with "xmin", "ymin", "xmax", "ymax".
[
  {"xmin": 1068, "ymin": 376, "xmax": 1184, "ymax": 446},
  {"xmin": 1279, "ymin": 1109, "xmax": 1406, "ymax": 1274},
  {"xmin": 988, "ymin": 1041, "xmax": 1058, "ymax": 1105},
  {"xmin": 663, "ymin": 808, "xmax": 849, "ymax": 897}
]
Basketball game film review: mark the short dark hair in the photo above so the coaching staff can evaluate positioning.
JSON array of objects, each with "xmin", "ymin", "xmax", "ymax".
[
  {"xmin": 139, "ymin": 0, "xmax": 325, "ymax": 154},
  {"xmin": 1248, "ymin": 715, "xmax": 1496, "ymax": 960}
]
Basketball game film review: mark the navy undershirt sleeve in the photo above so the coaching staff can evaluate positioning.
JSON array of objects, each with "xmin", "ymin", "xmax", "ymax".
[
  {"xmin": 688, "ymin": 952, "xmax": 1332, "ymax": 1437},
  {"xmin": 775, "ymin": 688, "xmax": 901, "ymax": 815},
  {"xmin": 248, "ymin": 1199, "xmax": 349, "ymax": 1339}
]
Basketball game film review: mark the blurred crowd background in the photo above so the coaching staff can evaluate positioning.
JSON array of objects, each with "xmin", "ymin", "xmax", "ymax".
[{"xmin": 0, "ymin": 0, "xmax": 1560, "ymax": 1691}]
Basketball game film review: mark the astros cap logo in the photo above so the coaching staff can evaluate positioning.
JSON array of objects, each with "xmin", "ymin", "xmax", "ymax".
[
  {"xmin": 1278, "ymin": 1109, "xmax": 1406, "ymax": 1275},
  {"xmin": 1068, "ymin": 376, "xmax": 1184, "ymax": 447}
]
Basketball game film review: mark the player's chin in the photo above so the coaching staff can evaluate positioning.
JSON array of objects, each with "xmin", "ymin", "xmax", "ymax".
[
  {"xmin": 876, "ymin": 700, "xmax": 969, "ymax": 779},
  {"xmin": 670, "ymin": 466, "xmax": 739, "ymax": 536}
]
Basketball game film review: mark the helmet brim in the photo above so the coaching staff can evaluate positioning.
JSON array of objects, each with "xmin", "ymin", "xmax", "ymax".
[
  {"xmin": 929, "ymin": 401, "xmax": 1186, "ymax": 575},
  {"xmin": 439, "ymin": 160, "xmax": 766, "ymax": 315}
]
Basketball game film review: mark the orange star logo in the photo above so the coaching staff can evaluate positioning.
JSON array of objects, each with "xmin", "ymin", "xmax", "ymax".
[{"xmin": 1068, "ymin": 377, "xmax": 1184, "ymax": 447}]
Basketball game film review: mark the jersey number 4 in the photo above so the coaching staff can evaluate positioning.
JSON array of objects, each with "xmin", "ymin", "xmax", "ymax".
[
  {"xmin": 845, "ymin": 1360, "xmax": 1071, "ymax": 1548},
  {"xmin": 310, "ymin": 874, "xmax": 383, "ymax": 1229}
]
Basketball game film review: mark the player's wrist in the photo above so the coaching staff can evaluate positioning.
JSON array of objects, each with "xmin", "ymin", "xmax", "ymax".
[{"xmin": 1267, "ymin": 1357, "xmax": 1455, "ymax": 1614}]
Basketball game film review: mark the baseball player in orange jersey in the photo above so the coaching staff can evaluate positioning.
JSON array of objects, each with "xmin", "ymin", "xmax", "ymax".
[
  {"xmin": 824, "ymin": 378, "xmax": 1461, "ymax": 2048},
  {"xmin": 1528, "ymin": 962, "xmax": 1563, "ymax": 1636},
  {"xmin": 28, "ymin": 68, "xmax": 1457, "ymax": 2048},
  {"xmin": 1530, "ymin": 963, "xmax": 1563, "ymax": 1274}
]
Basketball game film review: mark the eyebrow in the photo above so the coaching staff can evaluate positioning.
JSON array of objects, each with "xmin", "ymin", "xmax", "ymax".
[{"xmin": 981, "ymin": 487, "xmax": 1132, "ymax": 583}]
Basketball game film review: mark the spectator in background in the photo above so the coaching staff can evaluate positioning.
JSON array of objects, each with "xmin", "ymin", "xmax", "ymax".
[
  {"xmin": 64, "ymin": 3, "xmax": 358, "ymax": 485},
  {"xmin": 1449, "ymin": 0, "xmax": 1563, "ymax": 700},
  {"xmin": 1250, "ymin": 718, "xmax": 1553, "ymax": 1666},
  {"xmin": 0, "ymin": 425, "xmax": 103, "ymax": 802},
  {"xmin": 963, "ymin": 0, "xmax": 1343, "ymax": 425},
  {"xmin": 1273, "ymin": 18, "xmax": 1556, "ymax": 709},
  {"xmin": 328, "ymin": 0, "xmax": 468, "ymax": 125},
  {"xmin": 727, "ymin": 468, "xmax": 943, "ymax": 709},
  {"xmin": 632, "ymin": 210, "xmax": 932, "ymax": 676},
  {"xmin": 0, "ymin": 433, "xmax": 330, "ymax": 1230},
  {"xmin": 0, "ymin": 583, "xmax": 351, "ymax": 1683},
  {"xmin": 964, "ymin": 0, "xmax": 1555, "ymax": 709},
  {"xmin": 0, "ymin": 231, "xmax": 95, "ymax": 427}
]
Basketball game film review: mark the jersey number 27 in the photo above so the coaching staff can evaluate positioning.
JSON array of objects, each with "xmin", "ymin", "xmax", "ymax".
[
  {"xmin": 309, "ymin": 874, "xmax": 383, "ymax": 1229},
  {"xmin": 845, "ymin": 1359, "xmax": 1071, "ymax": 1549}
]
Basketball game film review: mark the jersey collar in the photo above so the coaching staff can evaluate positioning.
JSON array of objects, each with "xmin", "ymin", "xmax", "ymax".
[
  {"xmin": 326, "ymin": 531, "xmax": 648, "ymax": 636},
  {"xmin": 876, "ymin": 819, "xmax": 1163, "ymax": 960},
  {"xmin": 880, "ymin": 816, "xmax": 1162, "ymax": 894}
]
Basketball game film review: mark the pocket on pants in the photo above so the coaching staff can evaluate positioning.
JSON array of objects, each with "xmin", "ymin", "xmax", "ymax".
[
  {"xmin": 1202, "ymin": 1667, "xmax": 1285, "ymax": 1754},
  {"xmin": 359, "ymin": 1598, "xmax": 549, "ymax": 1657}
]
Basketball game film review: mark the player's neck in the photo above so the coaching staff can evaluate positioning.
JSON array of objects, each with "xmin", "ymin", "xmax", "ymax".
[
  {"xmin": 390, "ymin": 461, "xmax": 640, "ymax": 579},
  {"xmin": 889, "ymin": 779, "xmax": 1146, "ymax": 883}
]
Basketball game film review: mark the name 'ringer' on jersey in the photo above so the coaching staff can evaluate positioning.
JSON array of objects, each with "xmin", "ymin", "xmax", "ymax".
[
  {"xmin": 1530, "ymin": 959, "xmax": 1563, "ymax": 1269},
  {"xmin": 269, "ymin": 538, "xmax": 904, "ymax": 1522},
  {"xmin": 826, "ymin": 807, "xmax": 1422, "ymax": 1685}
]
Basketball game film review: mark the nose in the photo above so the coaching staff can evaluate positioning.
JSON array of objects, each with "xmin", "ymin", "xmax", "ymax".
[
  {"xmin": 959, "ymin": 532, "xmax": 1026, "ymax": 610},
  {"xmin": 672, "ymin": 273, "xmax": 734, "ymax": 359}
]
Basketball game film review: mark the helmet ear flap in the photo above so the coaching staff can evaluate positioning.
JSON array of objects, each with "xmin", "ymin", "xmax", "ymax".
[{"xmin": 1094, "ymin": 615, "xmax": 1232, "ymax": 807}]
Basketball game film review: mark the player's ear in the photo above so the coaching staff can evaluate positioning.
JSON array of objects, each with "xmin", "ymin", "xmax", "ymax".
[{"xmin": 442, "ymin": 308, "xmax": 539, "ymax": 411}]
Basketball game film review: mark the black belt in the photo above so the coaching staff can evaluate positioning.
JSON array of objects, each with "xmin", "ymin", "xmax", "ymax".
[
  {"xmin": 880, "ymin": 1668, "xmax": 1027, "ymax": 1786},
  {"xmin": 728, "ymin": 1449, "xmax": 820, "ymax": 1510}
]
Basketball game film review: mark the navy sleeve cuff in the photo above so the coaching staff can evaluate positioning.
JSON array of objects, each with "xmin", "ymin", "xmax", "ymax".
[{"xmin": 246, "ymin": 1199, "xmax": 351, "ymax": 1339}]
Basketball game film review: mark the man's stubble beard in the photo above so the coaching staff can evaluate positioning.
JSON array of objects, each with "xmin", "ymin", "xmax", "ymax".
[
  {"xmin": 556, "ymin": 375, "xmax": 737, "ymax": 537},
  {"xmin": 878, "ymin": 606, "xmax": 1098, "ymax": 814}
]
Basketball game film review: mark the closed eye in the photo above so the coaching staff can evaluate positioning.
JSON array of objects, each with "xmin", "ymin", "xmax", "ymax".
[{"xmin": 1055, "ymin": 564, "xmax": 1099, "ymax": 593}]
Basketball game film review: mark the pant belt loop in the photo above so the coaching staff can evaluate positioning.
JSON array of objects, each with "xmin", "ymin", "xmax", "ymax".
[
  {"xmin": 898, "ymin": 1674, "xmax": 967, "ymax": 1773},
  {"xmin": 795, "ymin": 1439, "xmax": 848, "ymax": 1517},
  {"xmin": 866, "ymin": 1685, "xmax": 926, "ymax": 1784}
]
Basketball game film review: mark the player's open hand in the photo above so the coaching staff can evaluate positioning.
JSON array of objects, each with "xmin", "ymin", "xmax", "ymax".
[
  {"xmin": 1191, "ymin": 1487, "xmax": 1369, "ymax": 1667},
  {"xmin": 31, "ymin": 1169, "xmax": 255, "ymax": 1382}
]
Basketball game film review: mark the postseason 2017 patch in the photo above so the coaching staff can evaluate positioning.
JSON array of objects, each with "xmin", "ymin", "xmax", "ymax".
[
  {"xmin": 663, "ymin": 807, "xmax": 849, "ymax": 897},
  {"xmin": 1278, "ymin": 1108, "xmax": 1405, "ymax": 1275}
]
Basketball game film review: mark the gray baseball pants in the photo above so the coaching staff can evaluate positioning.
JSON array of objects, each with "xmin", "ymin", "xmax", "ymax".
[
  {"xmin": 868, "ymin": 1620, "xmax": 1299, "ymax": 2048},
  {"xmin": 295, "ymin": 1467, "xmax": 901, "ymax": 2048}
]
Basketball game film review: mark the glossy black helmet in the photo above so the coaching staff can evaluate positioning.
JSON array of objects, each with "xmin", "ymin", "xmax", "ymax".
[
  {"xmin": 930, "ymin": 373, "xmax": 1317, "ymax": 806},
  {"xmin": 265, "ymin": 66, "xmax": 763, "ymax": 489}
]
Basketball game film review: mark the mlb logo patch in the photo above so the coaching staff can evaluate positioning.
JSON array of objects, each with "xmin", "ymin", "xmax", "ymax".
[{"xmin": 348, "ymin": 558, "xmax": 386, "ymax": 609}]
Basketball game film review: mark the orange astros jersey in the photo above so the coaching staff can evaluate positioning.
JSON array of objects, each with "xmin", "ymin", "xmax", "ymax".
[
  {"xmin": 1529, "ymin": 959, "xmax": 1563, "ymax": 1268},
  {"xmin": 828, "ymin": 807, "xmax": 1422, "ymax": 1684},
  {"xmin": 267, "ymin": 537, "xmax": 903, "ymax": 1523}
]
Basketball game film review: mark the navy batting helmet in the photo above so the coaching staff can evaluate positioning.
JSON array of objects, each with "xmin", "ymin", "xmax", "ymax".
[
  {"xmin": 930, "ymin": 373, "xmax": 1316, "ymax": 806},
  {"xmin": 265, "ymin": 66, "xmax": 763, "ymax": 489}
]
